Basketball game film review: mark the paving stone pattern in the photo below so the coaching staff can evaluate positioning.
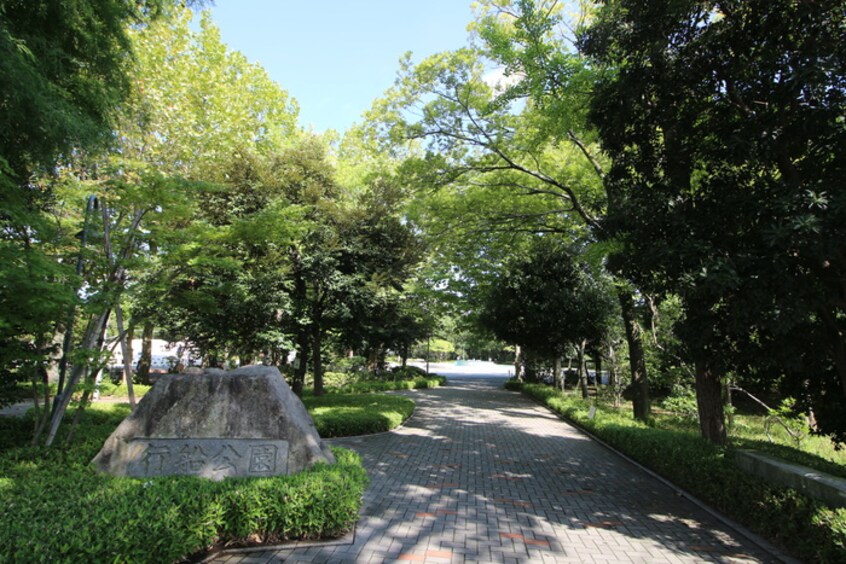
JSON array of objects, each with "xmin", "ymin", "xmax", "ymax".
[{"xmin": 210, "ymin": 377, "xmax": 780, "ymax": 563}]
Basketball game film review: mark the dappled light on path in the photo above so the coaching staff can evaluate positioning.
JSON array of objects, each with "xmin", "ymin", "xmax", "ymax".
[{"xmin": 209, "ymin": 374, "xmax": 780, "ymax": 563}]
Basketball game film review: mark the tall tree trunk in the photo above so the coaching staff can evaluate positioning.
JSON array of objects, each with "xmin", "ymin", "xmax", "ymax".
[
  {"xmin": 524, "ymin": 349, "xmax": 536, "ymax": 382},
  {"xmin": 607, "ymin": 343, "xmax": 620, "ymax": 407},
  {"xmin": 136, "ymin": 321, "xmax": 154, "ymax": 385},
  {"xmin": 30, "ymin": 354, "xmax": 49, "ymax": 443},
  {"xmin": 67, "ymin": 311, "xmax": 111, "ymax": 444},
  {"xmin": 289, "ymin": 247, "xmax": 308, "ymax": 396},
  {"xmin": 54, "ymin": 195, "xmax": 98, "ymax": 403},
  {"xmin": 617, "ymin": 288, "xmax": 651, "ymax": 421},
  {"xmin": 594, "ymin": 351, "xmax": 603, "ymax": 387},
  {"xmin": 368, "ymin": 347, "xmax": 380, "ymax": 373},
  {"xmin": 695, "ymin": 360, "xmax": 727, "ymax": 445},
  {"xmin": 514, "ymin": 344, "xmax": 522, "ymax": 381},
  {"xmin": 553, "ymin": 355, "xmax": 562, "ymax": 390},
  {"xmin": 45, "ymin": 201, "xmax": 145, "ymax": 446},
  {"xmin": 578, "ymin": 340, "xmax": 589, "ymax": 399},
  {"xmin": 723, "ymin": 376, "xmax": 734, "ymax": 430},
  {"xmin": 293, "ymin": 330, "xmax": 308, "ymax": 397},
  {"xmin": 312, "ymin": 307, "xmax": 324, "ymax": 396},
  {"xmin": 819, "ymin": 306, "xmax": 846, "ymax": 397},
  {"xmin": 376, "ymin": 346, "xmax": 387, "ymax": 372},
  {"xmin": 44, "ymin": 310, "xmax": 110, "ymax": 446},
  {"xmin": 114, "ymin": 304, "xmax": 136, "ymax": 408}
]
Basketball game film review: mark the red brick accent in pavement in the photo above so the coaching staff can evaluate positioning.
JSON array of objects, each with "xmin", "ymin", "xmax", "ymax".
[
  {"xmin": 499, "ymin": 532, "xmax": 551, "ymax": 548},
  {"xmin": 524, "ymin": 538, "xmax": 551, "ymax": 547},
  {"xmin": 208, "ymin": 376, "xmax": 787, "ymax": 564}
]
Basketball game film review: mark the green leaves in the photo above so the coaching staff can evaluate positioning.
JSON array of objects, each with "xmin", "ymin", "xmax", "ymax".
[
  {"xmin": 583, "ymin": 0, "xmax": 846, "ymax": 442},
  {"xmin": 303, "ymin": 393, "xmax": 416, "ymax": 437},
  {"xmin": 122, "ymin": 8, "xmax": 299, "ymax": 178},
  {"xmin": 0, "ymin": 404, "xmax": 367, "ymax": 561},
  {"xmin": 478, "ymin": 238, "xmax": 616, "ymax": 359}
]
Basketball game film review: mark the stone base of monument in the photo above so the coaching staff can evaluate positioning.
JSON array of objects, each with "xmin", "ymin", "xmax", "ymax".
[{"xmin": 92, "ymin": 366, "xmax": 335, "ymax": 480}]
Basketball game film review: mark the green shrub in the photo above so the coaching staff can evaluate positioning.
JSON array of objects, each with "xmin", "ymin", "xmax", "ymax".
[
  {"xmin": 0, "ymin": 406, "xmax": 367, "ymax": 563},
  {"xmin": 326, "ymin": 355, "xmax": 368, "ymax": 374},
  {"xmin": 328, "ymin": 375, "xmax": 445, "ymax": 394},
  {"xmin": 660, "ymin": 389, "xmax": 698, "ymax": 420},
  {"xmin": 389, "ymin": 365, "xmax": 428, "ymax": 379},
  {"xmin": 322, "ymin": 371, "xmax": 351, "ymax": 388},
  {"xmin": 304, "ymin": 394, "xmax": 415, "ymax": 437},
  {"xmin": 503, "ymin": 378, "xmax": 524, "ymax": 391},
  {"xmin": 516, "ymin": 383, "xmax": 846, "ymax": 562},
  {"xmin": 96, "ymin": 381, "xmax": 153, "ymax": 397}
]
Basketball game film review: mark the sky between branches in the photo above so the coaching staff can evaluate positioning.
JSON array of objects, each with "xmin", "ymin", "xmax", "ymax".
[{"xmin": 207, "ymin": 0, "xmax": 475, "ymax": 133}]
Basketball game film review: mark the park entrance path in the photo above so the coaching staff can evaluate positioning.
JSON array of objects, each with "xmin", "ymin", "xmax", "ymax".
[{"xmin": 211, "ymin": 377, "xmax": 780, "ymax": 563}]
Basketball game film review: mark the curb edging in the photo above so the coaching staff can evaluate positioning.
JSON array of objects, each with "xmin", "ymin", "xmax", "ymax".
[{"xmin": 517, "ymin": 389, "xmax": 800, "ymax": 564}]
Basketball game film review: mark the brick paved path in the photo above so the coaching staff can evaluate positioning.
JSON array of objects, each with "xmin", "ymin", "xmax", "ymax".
[{"xmin": 211, "ymin": 377, "xmax": 782, "ymax": 563}]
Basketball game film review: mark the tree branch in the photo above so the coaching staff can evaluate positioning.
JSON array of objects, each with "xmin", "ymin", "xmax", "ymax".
[{"xmin": 567, "ymin": 129, "xmax": 605, "ymax": 180}]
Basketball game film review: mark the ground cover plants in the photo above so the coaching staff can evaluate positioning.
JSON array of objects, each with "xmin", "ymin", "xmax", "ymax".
[
  {"xmin": 310, "ymin": 365, "xmax": 446, "ymax": 394},
  {"xmin": 328, "ymin": 375, "xmax": 446, "ymax": 394},
  {"xmin": 0, "ymin": 404, "xmax": 367, "ymax": 563},
  {"xmin": 304, "ymin": 393, "xmax": 416, "ymax": 437},
  {"xmin": 509, "ymin": 381, "xmax": 846, "ymax": 562}
]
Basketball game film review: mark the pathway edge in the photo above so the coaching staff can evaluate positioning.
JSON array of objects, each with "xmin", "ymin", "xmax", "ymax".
[{"xmin": 519, "ymin": 390, "xmax": 800, "ymax": 564}]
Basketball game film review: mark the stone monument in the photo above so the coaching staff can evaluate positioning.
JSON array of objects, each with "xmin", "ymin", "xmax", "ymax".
[{"xmin": 92, "ymin": 365, "xmax": 335, "ymax": 480}]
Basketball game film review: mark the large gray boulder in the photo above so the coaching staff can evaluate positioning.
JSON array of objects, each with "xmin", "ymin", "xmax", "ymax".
[{"xmin": 92, "ymin": 365, "xmax": 335, "ymax": 480}]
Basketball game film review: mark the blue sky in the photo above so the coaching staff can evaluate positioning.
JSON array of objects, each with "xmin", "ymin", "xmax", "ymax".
[{"xmin": 206, "ymin": 1, "xmax": 476, "ymax": 133}]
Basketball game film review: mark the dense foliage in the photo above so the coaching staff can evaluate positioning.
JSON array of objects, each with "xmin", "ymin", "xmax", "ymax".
[
  {"xmin": 581, "ymin": 0, "xmax": 846, "ymax": 444},
  {"xmin": 2, "ymin": 0, "xmax": 843, "ymax": 512},
  {"xmin": 0, "ymin": 406, "xmax": 367, "ymax": 562},
  {"xmin": 304, "ymin": 393, "xmax": 416, "ymax": 437},
  {"xmin": 0, "ymin": 0, "xmax": 178, "ymax": 407},
  {"xmin": 478, "ymin": 238, "xmax": 616, "ymax": 392},
  {"xmin": 0, "ymin": 4, "xmax": 431, "ymax": 440}
]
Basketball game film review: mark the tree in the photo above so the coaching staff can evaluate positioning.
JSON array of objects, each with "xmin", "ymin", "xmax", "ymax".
[
  {"xmin": 112, "ymin": 8, "xmax": 300, "ymax": 376},
  {"xmin": 580, "ymin": 0, "xmax": 846, "ymax": 443},
  {"xmin": 0, "ymin": 0, "xmax": 181, "ymax": 179},
  {"xmin": 0, "ymin": 0, "xmax": 187, "ymax": 408},
  {"xmin": 29, "ymin": 5, "xmax": 299, "ymax": 439},
  {"xmin": 366, "ymin": 0, "xmax": 653, "ymax": 420},
  {"xmin": 478, "ymin": 238, "xmax": 615, "ymax": 394},
  {"xmin": 119, "ymin": 8, "xmax": 298, "ymax": 180},
  {"xmin": 332, "ymin": 179, "xmax": 427, "ymax": 371}
]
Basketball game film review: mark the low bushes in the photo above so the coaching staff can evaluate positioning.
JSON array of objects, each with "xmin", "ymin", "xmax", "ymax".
[
  {"xmin": 331, "ymin": 375, "xmax": 445, "ymax": 394},
  {"xmin": 389, "ymin": 365, "xmax": 428, "ymax": 378},
  {"xmin": 304, "ymin": 394, "xmax": 415, "ymax": 437},
  {"xmin": 96, "ymin": 381, "xmax": 153, "ymax": 397},
  {"xmin": 503, "ymin": 379, "xmax": 524, "ymax": 392},
  {"xmin": 515, "ymin": 382, "xmax": 846, "ymax": 562},
  {"xmin": 0, "ymin": 405, "xmax": 367, "ymax": 563}
]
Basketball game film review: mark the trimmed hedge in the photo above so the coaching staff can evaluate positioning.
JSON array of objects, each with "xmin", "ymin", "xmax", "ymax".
[
  {"xmin": 389, "ymin": 365, "xmax": 429, "ymax": 378},
  {"xmin": 304, "ymin": 393, "xmax": 415, "ymax": 437},
  {"xmin": 331, "ymin": 375, "xmax": 445, "ymax": 394},
  {"xmin": 515, "ymin": 382, "xmax": 846, "ymax": 562},
  {"xmin": 0, "ymin": 406, "xmax": 367, "ymax": 563}
]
